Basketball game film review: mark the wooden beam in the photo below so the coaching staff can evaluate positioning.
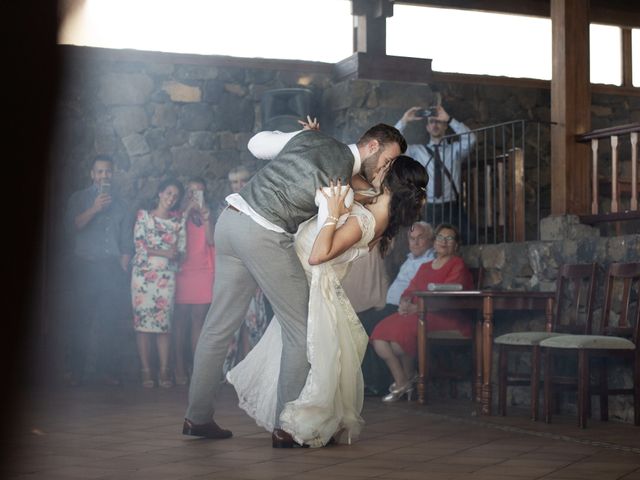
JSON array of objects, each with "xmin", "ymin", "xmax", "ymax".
[
  {"xmin": 333, "ymin": 52, "xmax": 432, "ymax": 82},
  {"xmin": 398, "ymin": 0, "xmax": 549, "ymax": 18},
  {"xmin": 622, "ymin": 28, "xmax": 633, "ymax": 88},
  {"xmin": 550, "ymin": 0, "xmax": 591, "ymax": 215},
  {"xmin": 397, "ymin": 0, "xmax": 640, "ymax": 28},
  {"xmin": 590, "ymin": 0, "xmax": 640, "ymax": 29}
]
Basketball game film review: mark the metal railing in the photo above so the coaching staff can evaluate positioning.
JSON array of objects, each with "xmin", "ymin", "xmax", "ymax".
[{"xmin": 424, "ymin": 120, "xmax": 550, "ymax": 245}]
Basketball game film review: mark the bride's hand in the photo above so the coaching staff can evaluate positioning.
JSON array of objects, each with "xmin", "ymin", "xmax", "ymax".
[
  {"xmin": 298, "ymin": 115, "xmax": 320, "ymax": 131},
  {"xmin": 319, "ymin": 179, "xmax": 352, "ymax": 219}
]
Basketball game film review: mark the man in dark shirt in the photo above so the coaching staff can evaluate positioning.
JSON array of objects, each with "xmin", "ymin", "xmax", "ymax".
[{"xmin": 64, "ymin": 155, "xmax": 133, "ymax": 386}]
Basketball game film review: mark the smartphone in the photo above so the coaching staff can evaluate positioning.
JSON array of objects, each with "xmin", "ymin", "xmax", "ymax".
[
  {"xmin": 192, "ymin": 189, "xmax": 204, "ymax": 208},
  {"xmin": 100, "ymin": 183, "xmax": 111, "ymax": 195},
  {"xmin": 415, "ymin": 107, "xmax": 436, "ymax": 118}
]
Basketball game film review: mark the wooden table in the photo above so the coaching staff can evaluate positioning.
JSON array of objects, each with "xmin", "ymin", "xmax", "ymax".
[{"xmin": 414, "ymin": 290, "xmax": 555, "ymax": 415}]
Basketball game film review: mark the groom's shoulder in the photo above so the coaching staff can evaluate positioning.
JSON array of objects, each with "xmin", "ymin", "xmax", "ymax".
[{"xmin": 290, "ymin": 129, "xmax": 345, "ymax": 146}]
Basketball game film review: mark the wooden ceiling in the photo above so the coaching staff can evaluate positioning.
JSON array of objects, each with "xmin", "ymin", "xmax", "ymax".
[{"xmin": 396, "ymin": 0, "xmax": 640, "ymax": 28}]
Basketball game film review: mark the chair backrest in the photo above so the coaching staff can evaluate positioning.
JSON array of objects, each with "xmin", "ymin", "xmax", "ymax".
[
  {"xmin": 601, "ymin": 262, "xmax": 640, "ymax": 343},
  {"xmin": 469, "ymin": 266, "xmax": 484, "ymax": 290},
  {"xmin": 553, "ymin": 263, "xmax": 597, "ymax": 334}
]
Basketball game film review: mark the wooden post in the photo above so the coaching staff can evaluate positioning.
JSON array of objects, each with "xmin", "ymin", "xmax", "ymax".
[
  {"xmin": 550, "ymin": 0, "xmax": 591, "ymax": 215},
  {"xmin": 486, "ymin": 164, "xmax": 493, "ymax": 227},
  {"xmin": 622, "ymin": 28, "xmax": 633, "ymax": 88},
  {"xmin": 611, "ymin": 135, "xmax": 619, "ymax": 213},
  {"xmin": 591, "ymin": 139, "xmax": 599, "ymax": 214},
  {"xmin": 497, "ymin": 162, "xmax": 504, "ymax": 229},
  {"xmin": 482, "ymin": 296, "xmax": 494, "ymax": 416},
  {"xmin": 473, "ymin": 166, "xmax": 479, "ymax": 234},
  {"xmin": 513, "ymin": 148, "xmax": 525, "ymax": 242},
  {"xmin": 351, "ymin": 0, "xmax": 393, "ymax": 55},
  {"xmin": 631, "ymin": 132, "xmax": 638, "ymax": 211}
]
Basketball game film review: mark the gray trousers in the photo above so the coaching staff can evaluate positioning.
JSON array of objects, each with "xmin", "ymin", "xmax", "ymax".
[{"xmin": 185, "ymin": 208, "xmax": 310, "ymax": 427}]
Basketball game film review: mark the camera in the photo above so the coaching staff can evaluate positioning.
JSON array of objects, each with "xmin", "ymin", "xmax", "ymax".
[
  {"xmin": 415, "ymin": 107, "xmax": 436, "ymax": 118},
  {"xmin": 100, "ymin": 183, "xmax": 111, "ymax": 195}
]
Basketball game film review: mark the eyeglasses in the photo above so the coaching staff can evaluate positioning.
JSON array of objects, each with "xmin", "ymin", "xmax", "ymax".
[{"xmin": 435, "ymin": 234, "xmax": 456, "ymax": 243}]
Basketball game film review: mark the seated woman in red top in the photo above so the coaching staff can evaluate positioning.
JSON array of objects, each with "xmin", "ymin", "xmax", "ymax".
[{"xmin": 370, "ymin": 223, "xmax": 473, "ymax": 402}]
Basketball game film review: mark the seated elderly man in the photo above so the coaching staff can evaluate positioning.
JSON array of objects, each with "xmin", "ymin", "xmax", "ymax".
[{"xmin": 356, "ymin": 221, "xmax": 435, "ymax": 395}]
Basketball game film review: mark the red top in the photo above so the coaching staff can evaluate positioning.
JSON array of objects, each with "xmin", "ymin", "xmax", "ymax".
[{"xmin": 403, "ymin": 256, "xmax": 473, "ymax": 299}]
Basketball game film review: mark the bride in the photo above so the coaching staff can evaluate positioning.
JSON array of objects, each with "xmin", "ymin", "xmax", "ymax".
[{"xmin": 227, "ymin": 155, "xmax": 427, "ymax": 447}]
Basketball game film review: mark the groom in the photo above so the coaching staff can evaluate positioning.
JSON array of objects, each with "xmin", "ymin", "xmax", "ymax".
[{"xmin": 183, "ymin": 123, "xmax": 406, "ymax": 447}]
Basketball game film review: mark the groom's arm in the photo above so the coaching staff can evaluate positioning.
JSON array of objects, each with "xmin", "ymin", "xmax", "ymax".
[
  {"xmin": 247, "ymin": 116, "xmax": 320, "ymax": 160},
  {"xmin": 247, "ymin": 130, "xmax": 302, "ymax": 160}
]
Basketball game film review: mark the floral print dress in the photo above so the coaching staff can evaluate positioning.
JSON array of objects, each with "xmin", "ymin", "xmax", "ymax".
[{"xmin": 131, "ymin": 210, "xmax": 186, "ymax": 333}]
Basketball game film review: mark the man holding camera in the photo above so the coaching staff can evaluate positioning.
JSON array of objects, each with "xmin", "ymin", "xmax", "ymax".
[
  {"xmin": 395, "ymin": 105, "xmax": 476, "ymax": 241},
  {"xmin": 64, "ymin": 154, "xmax": 134, "ymax": 386}
]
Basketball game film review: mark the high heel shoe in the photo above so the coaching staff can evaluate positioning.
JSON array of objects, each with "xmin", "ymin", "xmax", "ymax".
[
  {"xmin": 382, "ymin": 381, "xmax": 414, "ymax": 403},
  {"xmin": 158, "ymin": 369, "xmax": 173, "ymax": 389},
  {"xmin": 141, "ymin": 369, "xmax": 155, "ymax": 389},
  {"xmin": 389, "ymin": 373, "xmax": 419, "ymax": 392}
]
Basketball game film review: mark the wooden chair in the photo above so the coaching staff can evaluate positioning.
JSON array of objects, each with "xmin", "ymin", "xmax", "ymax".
[
  {"xmin": 494, "ymin": 263, "xmax": 597, "ymax": 420},
  {"xmin": 540, "ymin": 262, "xmax": 640, "ymax": 428},
  {"xmin": 424, "ymin": 266, "xmax": 484, "ymax": 399}
]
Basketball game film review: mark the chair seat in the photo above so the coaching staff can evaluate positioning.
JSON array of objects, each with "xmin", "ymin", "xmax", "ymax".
[
  {"xmin": 540, "ymin": 334, "xmax": 635, "ymax": 350},
  {"xmin": 494, "ymin": 331, "xmax": 562, "ymax": 346}
]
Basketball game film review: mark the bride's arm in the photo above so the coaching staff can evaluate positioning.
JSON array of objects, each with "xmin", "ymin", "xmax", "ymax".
[
  {"xmin": 308, "ymin": 181, "xmax": 363, "ymax": 265},
  {"xmin": 308, "ymin": 217, "xmax": 363, "ymax": 266}
]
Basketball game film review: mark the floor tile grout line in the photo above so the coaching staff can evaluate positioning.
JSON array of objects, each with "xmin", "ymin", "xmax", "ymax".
[{"xmin": 389, "ymin": 405, "xmax": 640, "ymax": 456}]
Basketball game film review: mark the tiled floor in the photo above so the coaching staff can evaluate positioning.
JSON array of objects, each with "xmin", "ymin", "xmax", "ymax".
[{"xmin": 4, "ymin": 383, "xmax": 640, "ymax": 479}]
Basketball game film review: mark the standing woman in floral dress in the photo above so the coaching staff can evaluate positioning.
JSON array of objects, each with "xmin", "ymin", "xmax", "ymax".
[{"xmin": 131, "ymin": 179, "xmax": 186, "ymax": 388}]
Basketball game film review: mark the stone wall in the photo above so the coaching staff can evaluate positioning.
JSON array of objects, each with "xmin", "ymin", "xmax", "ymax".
[
  {"xmin": 51, "ymin": 47, "xmax": 334, "ymax": 220},
  {"xmin": 52, "ymin": 46, "xmax": 640, "ymax": 232}
]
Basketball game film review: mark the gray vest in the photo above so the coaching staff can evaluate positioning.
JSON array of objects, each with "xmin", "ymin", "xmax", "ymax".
[{"xmin": 241, "ymin": 130, "xmax": 355, "ymax": 234}]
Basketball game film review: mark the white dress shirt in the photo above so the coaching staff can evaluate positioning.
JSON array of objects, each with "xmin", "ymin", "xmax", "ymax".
[
  {"xmin": 395, "ymin": 119, "xmax": 476, "ymax": 204},
  {"xmin": 385, "ymin": 248, "xmax": 436, "ymax": 305},
  {"xmin": 228, "ymin": 129, "xmax": 361, "ymax": 233}
]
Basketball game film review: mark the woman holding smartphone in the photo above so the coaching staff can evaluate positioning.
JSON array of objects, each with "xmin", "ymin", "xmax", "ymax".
[{"xmin": 173, "ymin": 178, "xmax": 215, "ymax": 386}]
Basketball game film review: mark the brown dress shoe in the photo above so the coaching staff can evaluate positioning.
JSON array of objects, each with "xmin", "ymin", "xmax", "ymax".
[
  {"xmin": 182, "ymin": 419, "xmax": 232, "ymax": 439},
  {"xmin": 272, "ymin": 428, "xmax": 308, "ymax": 448}
]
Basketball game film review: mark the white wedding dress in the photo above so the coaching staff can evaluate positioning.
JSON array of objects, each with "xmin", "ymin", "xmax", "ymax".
[{"xmin": 227, "ymin": 203, "xmax": 375, "ymax": 447}]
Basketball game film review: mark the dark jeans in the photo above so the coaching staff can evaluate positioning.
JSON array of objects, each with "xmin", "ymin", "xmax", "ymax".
[
  {"xmin": 358, "ymin": 303, "xmax": 398, "ymax": 395},
  {"xmin": 65, "ymin": 257, "xmax": 130, "ymax": 382}
]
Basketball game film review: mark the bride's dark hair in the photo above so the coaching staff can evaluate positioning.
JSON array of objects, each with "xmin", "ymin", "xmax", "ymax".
[{"xmin": 378, "ymin": 155, "xmax": 428, "ymax": 256}]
